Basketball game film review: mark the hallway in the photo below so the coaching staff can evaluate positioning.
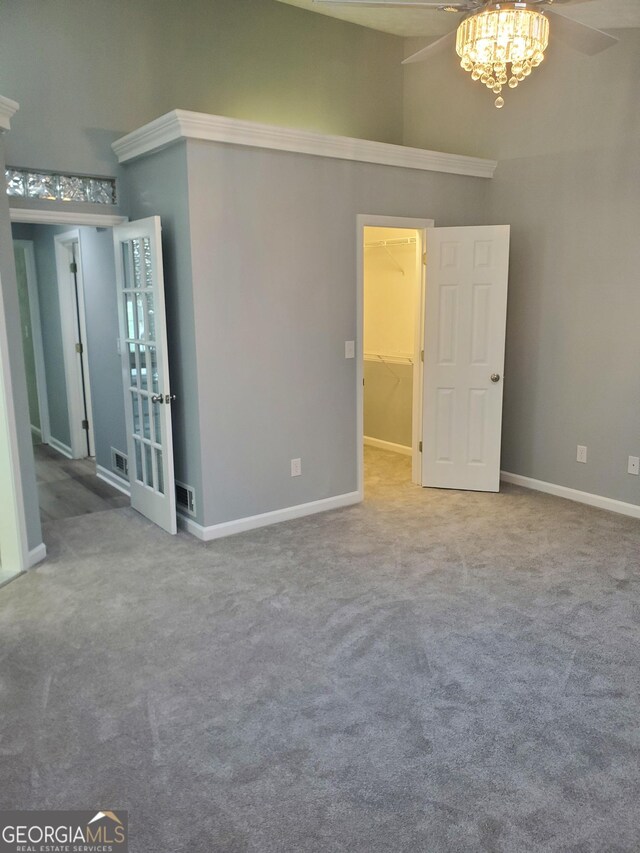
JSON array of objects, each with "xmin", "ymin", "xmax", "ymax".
[{"xmin": 34, "ymin": 443, "xmax": 129, "ymax": 523}]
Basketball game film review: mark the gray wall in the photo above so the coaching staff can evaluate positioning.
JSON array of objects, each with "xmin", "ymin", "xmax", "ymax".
[
  {"xmin": 0, "ymin": 139, "xmax": 42, "ymax": 552},
  {"xmin": 11, "ymin": 223, "xmax": 128, "ymax": 474},
  {"xmin": 125, "ymin": 143, "xmax": 204, "ymax": 522},
  {"xmin": 183, "ymin": 139, "xmax": 491, "ymax": 526},
  {"xmin": 12, "ymin": 224, "xmax": 72, "ymax": 449},
  {"xmin": 0, "ymin": 0, "xmax": 403, "ymax": 182},
  {"xmin": 404, "ymin": 28, "xmax": 640, "ymax": 507},
  {"xmin": 364, "ymin": 361, "xmax": 413, "ymax": 448},
  {"xmin": 13, "ymin": 244, "xmax": 40, "ymax": 432}
]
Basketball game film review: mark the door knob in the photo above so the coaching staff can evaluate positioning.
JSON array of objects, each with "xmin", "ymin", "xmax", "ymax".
[
  {"xmin": 490, "ymin": 373, "xmax": 501, "ymax": 383},
  {"xmin": 151, "ymin": 394, "xmax": 164, "ymax": 404}
]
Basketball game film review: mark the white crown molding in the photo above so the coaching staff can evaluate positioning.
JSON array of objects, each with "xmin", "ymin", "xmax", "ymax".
[
  {"xmin": 0, "ymin": 96, "xmax": 19, "ymax": 132},
  {"xmin": 10, "ymin": 208, "xmax": 128, "ymax": 227},
  {"xmin": 501, "ymin": 471, "xmax": 640, "ymax": 520},
  {"xmin": 112, "ymin": 110, "xmax": 498, "ymax": 179}
]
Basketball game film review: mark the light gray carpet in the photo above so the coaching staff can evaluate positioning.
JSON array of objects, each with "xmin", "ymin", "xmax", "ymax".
[{"xmin": 1, "ymin": 447, "xmax": 640, "ymax": 852}]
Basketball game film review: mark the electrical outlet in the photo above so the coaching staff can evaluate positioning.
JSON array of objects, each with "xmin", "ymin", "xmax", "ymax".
[
  {"xmin": 576, "ymin": 445, "xmax": 587, "ymax": 464},
  {"xmin": 345, "ymin": 340, "xmax": 355, "ymax": 359},
  {"xmin": 291, "ymin": 458, "xmax": 302, "ymax": 477},
  {"xmin": 628, "ymin": 456, "xmax": 639, "ymax": 476}
]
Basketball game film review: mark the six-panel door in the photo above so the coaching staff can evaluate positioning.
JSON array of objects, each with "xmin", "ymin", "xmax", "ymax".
[{"xmin": 422, "ymin": 225, "xmax": 510, "ymax": 492}]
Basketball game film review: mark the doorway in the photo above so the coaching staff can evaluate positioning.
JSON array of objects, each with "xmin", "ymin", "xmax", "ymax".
[
  {"xmin": 358, "ymin": 216, "xmax": 511, "ymax": 498},
  {"xmin": 54, "ymin": 231, "xmax": 95, "ymax": 458},
  {"xmin": 357, "ymin": 215, "xmax": 433, "ymax": 497},
  {"xmin": 362, "ymin": 225, "xmax": 423, "ymax": 491},
  {"xmin": 11, "ymin": 221, "xmax": 131, "ymax": 527}
]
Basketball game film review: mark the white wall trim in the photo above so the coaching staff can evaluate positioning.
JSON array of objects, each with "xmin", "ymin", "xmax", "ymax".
[
  {"xmin": 26, "ymin": 542, "xmax": 47, "ymax": 568},
  {"xmin": 0, "ymin": 96, "xmax": 19, "ymax": 132},
  {"xmin": 364, "ymin": 436, "xmax": 412, "ymax": 456},
  {"xmin": 47, "ymin": 436, "xmax": 73, "ymax": 459},
  {"xmin": 112, "ymin": 109, "xmax": 498, "ymax": 178},
  {"xmin": 178, "ymin": 490, "xmax": 362, "ymax": 542},
  {"xmin": 96, "ymin": 464, "xmax": 131, "ymax": 497},
  {"xmin": 10, "ymin": 209, "xmax": 127, "ymax": 227},
  {"xmin": 501, "ymin": 471, "xmax": 640, "ymax": 520}
]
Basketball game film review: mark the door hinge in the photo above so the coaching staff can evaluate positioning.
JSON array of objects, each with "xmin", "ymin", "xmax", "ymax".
[
  {"xmin": 419, "ymin": 441, "xmax": 423, "ymax": 453},
  {"xmin": 69, "ymin": 262, "xmax": 78, "ymax": 274},
  {"xmin": 75, "ymin": 342, "xmax": 83, "ymax": 354},
  {"xmin": 420, "ymin": 350, "xmax": 424, "ymax": 363},
  {"xmin": 422, "ymin": 252, "xmax": 427, "ymax": 266},
  {"xmin": 81, "ymin": 419, "xmax": 89, "ymax": 431}
]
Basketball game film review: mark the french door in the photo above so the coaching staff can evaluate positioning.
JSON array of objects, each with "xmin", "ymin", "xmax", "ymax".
[{"xmin": 113, "ymin": 217, "xmax": 177, "ymax": 534}]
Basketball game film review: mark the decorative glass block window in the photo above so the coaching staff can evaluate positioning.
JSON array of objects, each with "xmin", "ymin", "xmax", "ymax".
[{"xmin": 5, "ymin": 167, "xmax": 117, "ymax": 205}]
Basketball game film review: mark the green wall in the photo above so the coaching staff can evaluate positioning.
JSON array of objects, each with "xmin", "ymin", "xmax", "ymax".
[{"xmin": 0, "ymin": 0, "xmax": 403, "ymax": 179}]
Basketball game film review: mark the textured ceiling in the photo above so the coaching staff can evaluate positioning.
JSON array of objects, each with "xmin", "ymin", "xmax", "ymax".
[{"xmin": 275, "ymin": 0, "xmax": 640, "ymax": 37}]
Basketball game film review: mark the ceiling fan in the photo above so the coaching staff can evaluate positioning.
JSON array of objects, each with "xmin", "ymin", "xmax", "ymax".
[{"xmin": 312, "ymin": 0, "xmax": 618, "ymax": 107}]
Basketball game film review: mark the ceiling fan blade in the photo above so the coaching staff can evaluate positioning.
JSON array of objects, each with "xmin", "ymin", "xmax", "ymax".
[
  {"xmin": 402, "ymin": 29, "xmax": 456, "ymax": 64},
  {"xmin": 547, "ymin": 11, "xmax": 619, "ymax": 55},
  {"xmin": 311, "ymin": 1, "xmax": 465, "ymax": 8}
]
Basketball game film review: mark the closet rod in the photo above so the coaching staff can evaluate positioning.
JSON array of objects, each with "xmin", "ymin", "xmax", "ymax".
[{"xmin": 364, "ymin": 236, "xmax": 417, "ymax": 249}]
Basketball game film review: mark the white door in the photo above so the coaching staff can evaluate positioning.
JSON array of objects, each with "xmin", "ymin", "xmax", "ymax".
[
  {"xmin": 113, "ymin": 217, "xmax": 177, "ymax": 534},
  {"xmin": 422, "ymin": 225, "xmax": 510, "ymax": 492}
]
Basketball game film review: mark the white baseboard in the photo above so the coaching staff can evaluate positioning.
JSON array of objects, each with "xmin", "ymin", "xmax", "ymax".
[
  {"xmin": 26, "ymin": 542, "xmax": 47, "ymax": 568},
  {"xmin": 364, "ymin": 436, "xmax": 412, "ymax": 457},
  {"xmin": 47, "ymin": 436, "xmax": 73, "ymax": 459},
  {"xmin": 501, "ymin": 471, "xmax": 640, "ymax": 520},
  {"xmin": 96, "ymin": 464, "xmax": 131, "ymax": 496},
  {"xmin": 178, "ymin": 490, "xmax": 362, "ymax": 541}
]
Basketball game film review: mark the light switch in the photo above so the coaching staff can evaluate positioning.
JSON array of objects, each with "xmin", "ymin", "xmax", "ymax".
[{"xmin": 345, "ymin": 340, "xmax": 355, "ymax": 359}]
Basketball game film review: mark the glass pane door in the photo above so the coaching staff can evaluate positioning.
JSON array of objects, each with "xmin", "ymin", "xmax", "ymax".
[{"xmin": 114, "ymin": 217, "xmax": 176, "ymax": 534}]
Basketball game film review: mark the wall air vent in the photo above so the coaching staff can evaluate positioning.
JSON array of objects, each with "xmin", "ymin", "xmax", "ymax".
[
  {"xmin": 111, "ymin": 448, "xmax": 129, "ymax": 479},
  {"xmin": 175, "ymin": 481, "xmax": 196, "ymax": 517}
]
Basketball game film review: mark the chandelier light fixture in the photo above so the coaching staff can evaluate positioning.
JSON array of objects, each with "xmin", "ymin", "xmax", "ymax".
[{"xmin": 456, "ymin": 3, "xmax": 549, "ymax": 108}]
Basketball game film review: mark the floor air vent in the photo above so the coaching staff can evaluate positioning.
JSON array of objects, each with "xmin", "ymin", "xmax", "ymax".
[
  {"xmin": 111, "ymin": 448, "xmax": 129, "ymax": 479},
  {"xmin": 175, "ymin": 481, "xmax": 196, "ymax": 517}
]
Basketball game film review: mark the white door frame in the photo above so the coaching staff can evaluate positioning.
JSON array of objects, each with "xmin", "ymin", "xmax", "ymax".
[
  {"xmin": 356, "ymin": 214, "xmax": 435, "ymax": 498},
  {"xmin": 54, "ymin": 230, "xmax": 95, "ymax": 458},
  {"xmin": 8, "ymin": 211, "xmax": 126, "ymax": 573},
  {"xmin": 13, "ymin": 239, "xmax": 50, "ymax": 444},
  {"xmin": 0, "ymin": 263, "xmax": 29, "ymax": 583}
]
